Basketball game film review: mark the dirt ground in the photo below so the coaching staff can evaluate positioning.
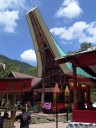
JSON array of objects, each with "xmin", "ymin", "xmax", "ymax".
[
  {"xmin": 1, "ymin": 111, "xmax": 69, "ymax": 128},
  {"xmin": 14, "ymin": 112, "xmax": 68, "ymax": 128},
  {"xmin": 14, "ymin": 122, "xmax": 67, "ymax": 128}
]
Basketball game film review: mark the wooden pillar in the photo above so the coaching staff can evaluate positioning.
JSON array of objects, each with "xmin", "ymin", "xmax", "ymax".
[
  {"xmin": 41, "ymin": 49, "xmax": 46, "ymax": 105},
  {"xmin": 86, "ymin": 85, "xmax": 90, "ymax": 106},
  {"xmin": 41, "ymin": 83, "xmax": 45, "ymax": 104},
  {"xmin": 11, "ymin": 94, "xmax": 16, "ymax": 119},
  {"xmin": 53, "ymin": 83, "xmax": 60, "ymax": 128},
  {"xmin": 72, "ymin": 64, "xmax": 78, "ymax": 110},
  {"xmin": 78, "ymin": 84, "xmax": 82, "ymax": 102}
]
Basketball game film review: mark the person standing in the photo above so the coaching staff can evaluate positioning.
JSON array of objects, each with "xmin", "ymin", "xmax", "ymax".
[
  {"xmin": 0, "ymin": 112, "xmax": 3, "ymax": 128},
  {"xmin": 17, "ymin": 100, "xmax": 21, "ymax": 110},
  {"xmin": 1, "ymin": 98, "xmax": 5, "ymax": 107},
  {"xmin": 16, "ymin": 108, "xmax": 31, "ymax": 128}
]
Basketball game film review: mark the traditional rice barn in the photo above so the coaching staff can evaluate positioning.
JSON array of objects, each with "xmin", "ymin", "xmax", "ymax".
[{"xmin": 8, "ymin": 71, "xmax": 42, "ymax": 105}]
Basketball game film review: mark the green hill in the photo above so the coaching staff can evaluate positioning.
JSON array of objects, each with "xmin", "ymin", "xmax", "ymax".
[{"xmin": 0, "ymin": 54, "xmax": 37, "ymax": 77}]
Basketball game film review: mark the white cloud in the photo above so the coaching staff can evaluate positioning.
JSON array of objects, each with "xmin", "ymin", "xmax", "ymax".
[
  {"xmin": 0, "ymin": 0, "xmax": 41, "ymax": 11},
  {"xmin": 50, "ymin": 21, "xmax": 96, "ymax": 44},
  {"xmin": 0, "ymin": 0, "xmax": 25, "ymax": 11},
  {"xmin": 0, "ymin": 0, "xmax": 41, "ymax": 33},
  {"xmin": 0, "ymin": 11, "xmax": 19, "ymax": 33},
  {"xmin": 55, "ymin": 0, "xmax": 83, "ymax": 19},
  {"xmin": 20, "ymin": 49, "xmax": 36, "ymax": 62},
  {"xmin": 50, "ymin": 22, "xmax": 88, "ymax": 40},
  {"xmin": 61, "ymin": 40, "xmax": 72, "ymax": 45}
]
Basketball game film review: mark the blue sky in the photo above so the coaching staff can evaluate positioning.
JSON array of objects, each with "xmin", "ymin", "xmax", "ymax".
[{"xmin": 0, "ymin": 0, "xmax": 96, "ymax": 66}]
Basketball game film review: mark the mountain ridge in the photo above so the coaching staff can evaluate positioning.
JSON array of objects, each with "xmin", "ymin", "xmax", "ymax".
[{"xmin": 0, "ymin": 54, "xmax": 37, "ymax": 77}]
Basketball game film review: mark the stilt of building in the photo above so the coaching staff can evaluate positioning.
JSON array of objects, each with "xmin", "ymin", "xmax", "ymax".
[{"xmin": 72, "ymin": 64, "xmax": 78, "ymax": 110}]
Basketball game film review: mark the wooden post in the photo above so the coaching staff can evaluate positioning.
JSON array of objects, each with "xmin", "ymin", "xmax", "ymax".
[
  {"xmin": 72, "ymin": 64, "xmax": 78, "ymax": 110},
  {"xmin": 41, "ymin": 49, "xmax": 46, "ymax": 105},
  {"xmin": 78, "ymin": 84, "xmax": 82, "ymax": 102},
  {"xmin": 86, "ymin": 86, "xmax": 90, "ymax": 107},
  {"xmin": 7, "ymin": 94, "xmax": 9, "ymax": 111},
  {"xmin": 64, "ymin": 86, "xmax": 70, "ymax": 121},
  {"xmin": 26, "ymin": 103, "xmax": 28, "ymax": 112},
  {"xmin": 11, "ymin": 94, "xmax": 16, "ymax": 119},
  {"xmin": 53, "ymin": 83, "xmax": 60, "ymax": 128}
]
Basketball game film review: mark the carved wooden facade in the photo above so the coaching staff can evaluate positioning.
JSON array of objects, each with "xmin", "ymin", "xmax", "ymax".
[
  {"xmin": 27, "ymin": 9, "xmax": 71, "ymax": 92},
  {"xmin": 26, "ymin": 8, "xmax": 73, "ymax": 112}
]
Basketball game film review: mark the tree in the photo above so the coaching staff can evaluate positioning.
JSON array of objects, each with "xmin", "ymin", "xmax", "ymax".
[
  {"xmin": 80, "ymin": 42, "xmax": 92, "ymax": 50},
  {"xmin": 0, "ymin": 63, "xmax": 19, "ymax": 77},
  {"xmin": 67, "ymin": 42, "xmax": 93, "ymax": 54},
  {"xmin": 26, "ymin": 67, "xmax": 37, "ymax": 77}
]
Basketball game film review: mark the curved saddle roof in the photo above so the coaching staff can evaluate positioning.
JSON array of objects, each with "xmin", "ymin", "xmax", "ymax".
[{"xmin": 26, "ymin": 7, "xmax": 93, "ymax": 79}]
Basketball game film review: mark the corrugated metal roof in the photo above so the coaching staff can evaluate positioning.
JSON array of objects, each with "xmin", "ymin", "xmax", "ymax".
[
  {"xmin": 56, "ymin": 46, "xmax": 96, "ymax": 61},
  {"xmin": 67, "ymin": 46, "xmax": 96, "ymax": 57},
  {"xmin": 11, "ymin": 71, "xmax": 33, "ymax": 78}
]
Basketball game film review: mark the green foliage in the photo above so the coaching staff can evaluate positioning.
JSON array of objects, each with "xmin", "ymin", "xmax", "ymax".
[
  {"xmin": 0, "ymin": 54, "xmax": 37, "ymax": 77},
  {"xmin": 67, "ymin": 42, "xmax": 93, "ymax": 54},
  {"xmin": 80, "ymin": 42, "xmax": 92, "ymax": 50},
  {"xmin": 90, "ymin": 87, "xmax": 96, "ymax": 102},
  {"xmin": 26, "ymin": 67, "xmax": 38, "ymax": 77}
]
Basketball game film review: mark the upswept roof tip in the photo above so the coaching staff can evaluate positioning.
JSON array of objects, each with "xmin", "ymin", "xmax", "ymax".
[{"xmin": 26, "ymin": 7, "xmax": 37, "ymax": 15}]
